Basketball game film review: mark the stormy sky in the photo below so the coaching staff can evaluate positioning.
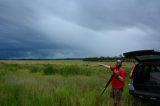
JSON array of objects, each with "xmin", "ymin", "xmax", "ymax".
[{"xmin": 0, "ymin": 0, "xmax": 160, "ymax": 59}]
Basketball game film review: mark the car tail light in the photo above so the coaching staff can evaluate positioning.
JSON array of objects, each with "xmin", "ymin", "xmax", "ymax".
[{"xmin": 130, "ymin": 64, "xmax": 136, "ymax": 78}]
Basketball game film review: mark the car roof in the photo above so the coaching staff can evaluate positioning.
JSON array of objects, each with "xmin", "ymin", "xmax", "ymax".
[{"xmin": 123, "ymin": 50, "xmax": 160, "ymax": 62}]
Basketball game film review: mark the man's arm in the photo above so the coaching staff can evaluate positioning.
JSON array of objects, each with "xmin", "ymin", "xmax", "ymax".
[
  {"xmin": 97, "ymin": 64, "xmax": 111, "ymax": 69},
  {"xmin": 113, "ymin": 70, "xmax": 125, "ymax": 82},
  {"xmin": 118, "ymin": 75, "xmax": 125, "ymax": 82}
]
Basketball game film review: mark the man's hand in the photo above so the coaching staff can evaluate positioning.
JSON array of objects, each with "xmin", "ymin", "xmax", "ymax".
[
  {"xmin": 113, "ymin": 70, "xmax": 119, "ymax": 76},
  {"xmin": 114, "ymin": 70, "xmax": 124, "ymax": 82},
  {"xmin": 96, "ymin": 64, "xmax": 104, "ymax": 66}
]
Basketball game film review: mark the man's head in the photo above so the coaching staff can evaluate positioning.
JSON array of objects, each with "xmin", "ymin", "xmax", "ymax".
[{"xmin": 115, "ymin": 60, "xmax": 122, "ymax": 68}]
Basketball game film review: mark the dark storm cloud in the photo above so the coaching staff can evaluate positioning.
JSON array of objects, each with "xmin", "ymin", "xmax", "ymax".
[
  {"xmin": 0, "ymin": 0, "xmax": 77, "ymax": 58},
  {"xmin": 0, "ymin": 0, "xmax": 160, "ymax": 58}
]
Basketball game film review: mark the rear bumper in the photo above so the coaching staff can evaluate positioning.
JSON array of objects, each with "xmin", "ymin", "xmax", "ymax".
[{"xmin": 129, "ymin": 90, "xmax": 160, "ymax": 101}]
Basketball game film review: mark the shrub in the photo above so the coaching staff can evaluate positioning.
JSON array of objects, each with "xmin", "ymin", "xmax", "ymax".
[
  {"xmin": 43, "ymin": 64, "xmax": 59, "ymax": 75},
  {"xmin": 8, "ymin": 64, "xmax": 20, "ymax": 72},
  {"xmin": 29, "ymin": 65, "xmax": 39, "ymax": 73}
]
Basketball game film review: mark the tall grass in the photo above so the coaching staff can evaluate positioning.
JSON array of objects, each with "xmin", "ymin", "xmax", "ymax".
[
  {"xmin": 42, "ymin": 64, "xmax": 95, "ymax": 76},
  {"xmin": 0, "ymin": 60, "xmax": 160, "ymax": 106}
]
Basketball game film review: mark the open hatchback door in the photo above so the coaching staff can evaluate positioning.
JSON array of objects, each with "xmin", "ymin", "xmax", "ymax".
[
  {"xmin": 123, "ymin": 50, "xmax": 160, "ymax": 62},
  {"xmin": 123, "ymin": 50, "xmax": 160, "ymax": 101}
]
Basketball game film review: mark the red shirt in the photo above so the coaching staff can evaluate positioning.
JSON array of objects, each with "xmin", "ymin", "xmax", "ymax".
[{"xmin": 110, "ymin": 66, "xmax": 126, "ymax": 89}]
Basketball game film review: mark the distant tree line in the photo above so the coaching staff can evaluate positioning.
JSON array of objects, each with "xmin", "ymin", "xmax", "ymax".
[
  {"xmin": 82, "ymin": 56, "xmax": 123, "ymax": 62},
  {"xmin": 82, "ymin": 56, "xmax": 135, "ymax": 62},
  {"xmin": 0, "ymin": 56, "xmax": 135, "ymax": 62}
]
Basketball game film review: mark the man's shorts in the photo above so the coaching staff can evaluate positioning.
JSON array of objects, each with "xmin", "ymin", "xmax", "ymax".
[{"xmin": 110, "ymin": 88, "xmax": 123, "ymax": 101}]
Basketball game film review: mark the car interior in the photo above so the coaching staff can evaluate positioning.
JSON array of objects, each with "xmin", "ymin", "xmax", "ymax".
[{"xmin": 133, "ymin": 64, "xmax": 160, "ymax": 93}]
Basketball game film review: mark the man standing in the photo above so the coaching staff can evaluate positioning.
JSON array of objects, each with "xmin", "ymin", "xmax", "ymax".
[{"xmin": 98, "ymin": 60, "xmax": 126, "ymax": 106}]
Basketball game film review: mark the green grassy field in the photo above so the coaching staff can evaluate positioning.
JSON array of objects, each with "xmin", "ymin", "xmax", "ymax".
[{"xmin": 0, "ymin": 60, "xmax": 159, "ymax": 106}]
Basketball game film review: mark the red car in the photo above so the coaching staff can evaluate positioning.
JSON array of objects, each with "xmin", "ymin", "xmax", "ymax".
[{"xmin": 124, "ymin": 50, "xmax": 160, "ymax": 101}]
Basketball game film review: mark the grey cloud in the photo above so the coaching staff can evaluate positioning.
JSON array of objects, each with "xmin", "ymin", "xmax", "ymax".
[{"xmin": 0, "ymin": 0, "xmax": 160, "ymax": 58}]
